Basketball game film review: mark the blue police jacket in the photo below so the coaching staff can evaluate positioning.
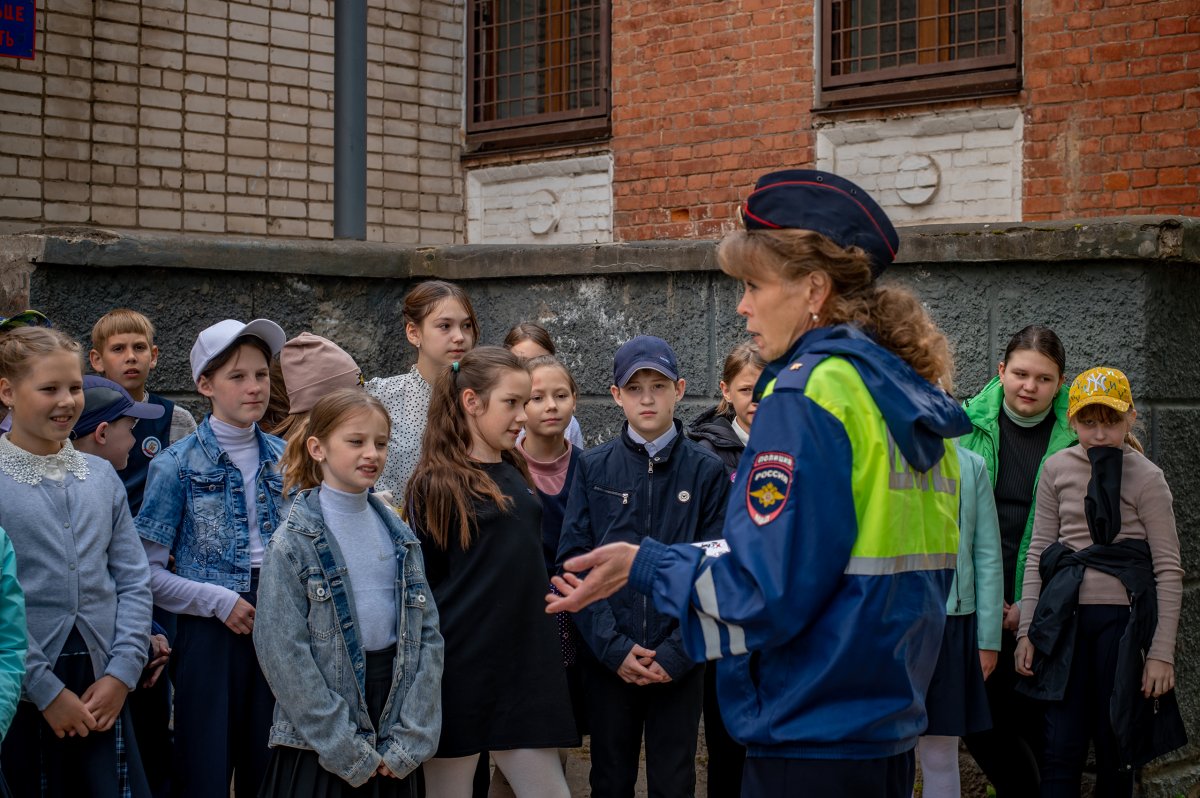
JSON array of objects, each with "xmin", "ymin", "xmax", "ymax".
[{"xmin": 629, "ymin": 325, "xmax": 972, "ymax": 759}]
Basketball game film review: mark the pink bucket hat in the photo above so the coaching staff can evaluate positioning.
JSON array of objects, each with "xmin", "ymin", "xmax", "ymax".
[{"xmin": 280, "ymin": 333, "xmax": 363, "ymax": 414}]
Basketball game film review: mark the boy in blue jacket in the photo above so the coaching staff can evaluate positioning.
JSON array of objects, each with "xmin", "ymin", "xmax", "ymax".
[{"xmin": 557, "ymin": 336, "xmax": 729, "ymax": 798}]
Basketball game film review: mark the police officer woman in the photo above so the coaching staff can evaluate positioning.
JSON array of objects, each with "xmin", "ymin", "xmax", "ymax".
[{"xmin": 547, "ymin": 170, "xmax": 972, "ymax": 798}]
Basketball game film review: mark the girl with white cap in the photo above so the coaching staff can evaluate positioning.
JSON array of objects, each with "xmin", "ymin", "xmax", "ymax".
[{"xmin": 136, "ymin": 318, "xmax": 290, "ymax": 798}]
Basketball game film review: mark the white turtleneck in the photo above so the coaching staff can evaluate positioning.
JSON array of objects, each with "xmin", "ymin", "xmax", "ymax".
[
  {"xmin": 209, "ymin": 416, "xmax": 265, "ymax": 567},
  {"xmin": 318, "ymin": 484, "xmax": 398, "ymax": 651}
]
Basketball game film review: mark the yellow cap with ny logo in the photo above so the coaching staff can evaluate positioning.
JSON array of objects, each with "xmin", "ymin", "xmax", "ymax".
[{"xmin": 1067, "ymin": 366, "xmax": 1133, "ymax": 418}]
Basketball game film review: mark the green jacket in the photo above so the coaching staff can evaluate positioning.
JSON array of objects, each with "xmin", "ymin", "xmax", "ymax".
[{"xmin": 959, "ymin": 376, "xmax": 1075, "ymax": 600}]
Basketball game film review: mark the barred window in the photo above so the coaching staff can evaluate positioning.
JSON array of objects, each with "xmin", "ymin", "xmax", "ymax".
[
  {"xmin": 467, "ymin": 0, "xmax": 610, "ymax": 149},
  {"xmin": 820, "ymin": 0, "xmax": 1020, "ymax": 107}
]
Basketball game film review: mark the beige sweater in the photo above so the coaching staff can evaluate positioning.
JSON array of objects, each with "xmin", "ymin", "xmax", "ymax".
[{"xmin": 1019, "ymin": 444, "xmax": 1183, "ymax": 664}]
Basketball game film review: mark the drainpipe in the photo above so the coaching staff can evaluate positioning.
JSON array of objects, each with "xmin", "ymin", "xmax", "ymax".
[{"xmin": 334, "ymin": 0, "xmax": 367, "ymax": 240}]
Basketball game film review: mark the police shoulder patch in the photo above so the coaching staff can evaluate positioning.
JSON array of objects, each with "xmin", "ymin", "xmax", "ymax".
[{"xmin": 746, "ymin": 451, "xmax": 794, "ymax": 526}]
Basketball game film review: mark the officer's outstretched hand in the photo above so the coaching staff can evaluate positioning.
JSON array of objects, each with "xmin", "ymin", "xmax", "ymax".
[{"xmin": 546, "ymin": 542, "xmax": 640, "ymax": 614}]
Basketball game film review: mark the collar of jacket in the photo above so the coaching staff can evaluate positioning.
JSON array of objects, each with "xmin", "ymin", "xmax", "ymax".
[
  {"xmin": 686, "ymin": 407, "xmax": 742, "ymax": 450},
  {"xmin": 619, "ymin": 418, "xmax": 685, "ymax": 462},
  {"xmin": 195, "ymin": 414, "xmax": 277, "ymax": 468},
  {"xmin": 285, "ymin": 485, "xmax": 415, "ymax": 546},
  {"xmin": 752, "ymin": 323, "xmax": 879, "ymax": 401},
  {"xmin": 963, "ymin": 376, "xmax": 1072, "ymax": 440},
  {"xmin": 753, "ymin": 333, "xmax": 809, "ymax": 401}
]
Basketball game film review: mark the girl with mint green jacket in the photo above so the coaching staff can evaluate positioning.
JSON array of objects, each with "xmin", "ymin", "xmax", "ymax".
[
  {"xmin": 917, "ymin": 445, "xmax": 1003, "ymax": 797},
  {"xmin": 958, "ymin": 325, "xmax": 1075, "ymax": 798},
  {"xmin": 0, "ymin": 525, "xmax": 24, "ymax": 798},
  {"xmin": 0, "ymin": 526, "xmax": 26, "ymax": 736}
]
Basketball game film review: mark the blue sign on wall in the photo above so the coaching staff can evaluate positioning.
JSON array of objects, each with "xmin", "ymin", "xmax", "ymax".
[{"xmin": 0, "ymin": 1, "xmax": 35, "ymax": 60}]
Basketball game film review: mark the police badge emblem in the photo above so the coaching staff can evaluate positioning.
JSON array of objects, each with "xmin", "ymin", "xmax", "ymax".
[{"xmin": 746, "ymin": 451, "xmax": 794, "ymax": 526}]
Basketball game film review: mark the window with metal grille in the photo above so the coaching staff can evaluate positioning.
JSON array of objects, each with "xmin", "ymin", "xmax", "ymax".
[
  {"xmin": 467, "ymin": 0, "xmax": 610, "ymax": 148},
  {"xmin": 819, "ymin": 0, "xmax": 1020, "ymax": 107}
]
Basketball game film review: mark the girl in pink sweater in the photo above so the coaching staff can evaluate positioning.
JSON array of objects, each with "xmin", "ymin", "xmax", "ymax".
[{"xmin": 1015, "ymin": 367, "xmax": 1184, "ymax": 797}]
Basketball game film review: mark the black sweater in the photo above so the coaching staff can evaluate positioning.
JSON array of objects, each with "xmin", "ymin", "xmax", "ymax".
[{"xmin": 412, "ymin": 461, "xmax": 578, "ymax": 755}]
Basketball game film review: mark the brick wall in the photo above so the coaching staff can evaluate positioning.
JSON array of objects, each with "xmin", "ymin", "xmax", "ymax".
[
  {"xmin": 608, "ymin": 0, "xmax": 816, "ymax": 241},
  {"xmin": 1021, "ymin": 0, "xmax": 1200, "ymax": 218},
  {"xmin": 608, "ymin": 0, "xmax": 1200, "ymax": 240},
  {"xmin": 0, "ymin": 0, "xmax": 464, "ymax": 242}
]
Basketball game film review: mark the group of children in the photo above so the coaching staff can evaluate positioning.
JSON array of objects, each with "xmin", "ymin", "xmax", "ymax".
[{"xmin": 0, "ymin": 283, "xmax": 1184, "ymax": 798}]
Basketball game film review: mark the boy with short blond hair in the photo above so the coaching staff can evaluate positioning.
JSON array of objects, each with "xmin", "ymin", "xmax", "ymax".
[
  {"xmin": 557, "ymin": 335, "xmax": 730, "ymax": 798},
  {"xmin": 90, "ymin": 309, "xmax": 197, "ymax": 514},
  {"xmin": 89, "ymin": 310, "xmax": 195, "ymax": 797}
]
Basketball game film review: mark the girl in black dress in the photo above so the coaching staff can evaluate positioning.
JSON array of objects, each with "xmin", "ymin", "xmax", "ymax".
[{"xmin": 404, "ymin": 348, "xmax": 577, "ymax": 798}]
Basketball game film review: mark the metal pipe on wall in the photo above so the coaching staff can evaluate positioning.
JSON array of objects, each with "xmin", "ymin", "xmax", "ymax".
[{"xmin": 334, "ymin": 0, "xmax": 367, "ymax": 240}]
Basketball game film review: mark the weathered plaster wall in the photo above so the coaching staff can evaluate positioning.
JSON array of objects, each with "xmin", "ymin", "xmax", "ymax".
[{"xmin": 3, "ymin": 217, "xmax": 1200, "ymax": 796}]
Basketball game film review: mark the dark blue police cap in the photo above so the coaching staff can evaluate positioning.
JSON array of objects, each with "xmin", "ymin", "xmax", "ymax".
[{"xmin": 740, "ymin": 170, "xmax": 899, "ymax": 279}]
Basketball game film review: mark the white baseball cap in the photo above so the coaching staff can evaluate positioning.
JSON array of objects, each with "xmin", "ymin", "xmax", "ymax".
[{"xmin": 190, "ymin": 319, "xmax": 287, "ymax": 384}]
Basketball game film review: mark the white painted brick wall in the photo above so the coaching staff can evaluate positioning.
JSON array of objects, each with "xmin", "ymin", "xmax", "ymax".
[
  {"xmin": 466, "ymin": 155, "xmax": 614, "ymax": 244},
  {"xmin": 815, "ymin": 108, "xmax": 1023, "ymax": 224}
]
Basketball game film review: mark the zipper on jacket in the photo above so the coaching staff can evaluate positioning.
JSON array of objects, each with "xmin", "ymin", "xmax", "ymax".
[
  {"xmin": 643, "ymin": 456, "xmax": 654, "ymax": 645},
  {"xmin": 594, "ymin": 486, "xmax": 629, "ymax": 504}
]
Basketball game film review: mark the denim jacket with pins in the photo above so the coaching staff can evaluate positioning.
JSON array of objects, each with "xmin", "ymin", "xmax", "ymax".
[
  {"xmin": 136, "ymin": 416, "xmax": 288, "ymax": 592},
  {"xmin": 253, "ymin": 487, "xmax": 443, "ymax": 786}
]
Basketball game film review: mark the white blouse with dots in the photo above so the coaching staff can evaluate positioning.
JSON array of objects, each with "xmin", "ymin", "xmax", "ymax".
[{"xmin": 366, "ymin": 364, "xmax": 433, "ymax": 497}]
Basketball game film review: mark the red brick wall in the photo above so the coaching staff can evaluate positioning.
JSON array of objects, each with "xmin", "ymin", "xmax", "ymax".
[
  {"xmin": 610, "ymin": 0, "xmax": 1200, "ymax": 241},
  {"xmin": 610, "ymin": 0, "xmax": 816, "ymax": 241},
  {"xmin": 1022, "ymin": 0, "xmax": 1200, "ymax": 217}
]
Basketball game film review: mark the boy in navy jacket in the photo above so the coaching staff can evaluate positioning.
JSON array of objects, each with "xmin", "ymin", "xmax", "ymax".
[{"xmin": 557, "ymin": 336, "xmax": 729, "ymax": 798}]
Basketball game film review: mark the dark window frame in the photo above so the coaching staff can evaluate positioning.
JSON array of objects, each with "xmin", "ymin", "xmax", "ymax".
[
  {"xmin": 466, "ymin": 0, "xmax": 612, "ymax": 151},
  {"xmin": 818, "ymin": 0, "xmax": 1021, "ymax": 109}
]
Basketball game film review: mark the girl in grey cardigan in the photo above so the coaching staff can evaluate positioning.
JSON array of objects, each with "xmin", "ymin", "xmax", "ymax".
[{"xmin": 0, "ymin": 326, "xmax": 153, "ymax": 797}]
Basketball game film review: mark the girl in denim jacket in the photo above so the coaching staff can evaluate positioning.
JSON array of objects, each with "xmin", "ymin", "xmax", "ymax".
[
  {"xmin": 136, "ymin": 319, "xmax": 289, "ymax": 798},
  {"xmin": 255, "ymin": 389, "xmax": 443, "ymax": 797}
]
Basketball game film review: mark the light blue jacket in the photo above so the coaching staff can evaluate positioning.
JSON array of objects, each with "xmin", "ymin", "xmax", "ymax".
[
  {"xmin": 136, "ymin": 416, "xmax": 288, "ymax": 592},
  {"xmin": 950, "ymin": 446, "xmax": 1004, "ymax": 652},
  {"xmin": 253, "ymin": 488, "xmax": 443, "ymax": 787},
  {"xmin": 0, "ymin": 527, "xmax": 26, "ymax": 738}
]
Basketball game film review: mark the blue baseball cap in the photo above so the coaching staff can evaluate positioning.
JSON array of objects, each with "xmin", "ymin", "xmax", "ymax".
[
  {"xmin": 739, "ymin": 169, "xmax": 899, "ymax": 278},
  {"xmin": 613, "ymin": 336, "xmax": 680, "ymax": 387},
  {"xmin": 72, "ymin": 376, "xmax": 165, "ymax": 438}
]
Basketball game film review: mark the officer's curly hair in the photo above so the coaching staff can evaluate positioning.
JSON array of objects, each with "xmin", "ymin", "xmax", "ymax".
[{"xmin": 717, "ymin": 229, "xmax": 956, "ymax": 393}]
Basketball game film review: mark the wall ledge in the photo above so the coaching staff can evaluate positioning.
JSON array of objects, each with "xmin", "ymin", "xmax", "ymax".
[{"xmin": 3, "ymin": 216, "xmax": 1197, "ymax": 282}]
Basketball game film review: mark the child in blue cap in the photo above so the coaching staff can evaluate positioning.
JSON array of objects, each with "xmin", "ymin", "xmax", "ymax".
[{"xmin": 556, "ymin": 335, "xmax": 730, "ymax": 798}]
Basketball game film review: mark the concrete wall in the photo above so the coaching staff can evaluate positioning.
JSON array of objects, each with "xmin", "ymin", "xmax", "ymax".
[{"xmin": 3, "ymin": 216, "xmax": 1200, "ymax": 795}]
